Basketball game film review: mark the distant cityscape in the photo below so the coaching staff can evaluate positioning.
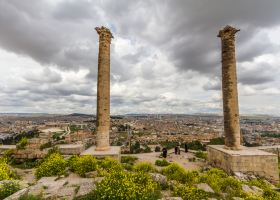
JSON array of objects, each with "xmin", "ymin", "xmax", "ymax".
[{"xmin": 1, "ymin": 113, "xmax": 280, "ymax": 149}]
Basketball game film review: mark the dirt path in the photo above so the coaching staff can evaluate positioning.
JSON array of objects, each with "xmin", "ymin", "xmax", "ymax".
[{"xmin": 126, "ymin": 149, "xmax": 205, "ymax": 170}]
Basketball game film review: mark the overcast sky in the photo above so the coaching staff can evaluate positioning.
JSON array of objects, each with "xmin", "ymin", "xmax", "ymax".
[{"xmin": 0, "ymin": 0, "xmax": 280, "ymax": 115}]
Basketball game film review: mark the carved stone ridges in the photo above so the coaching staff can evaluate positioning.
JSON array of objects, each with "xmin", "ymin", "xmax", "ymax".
[
  {"xmin": 218, "ymin": 25, "xmax": 241, "ymax": 150},
  {"xmin": 95, "ymin": 26, "xmax": 112, "ymax": 151}
]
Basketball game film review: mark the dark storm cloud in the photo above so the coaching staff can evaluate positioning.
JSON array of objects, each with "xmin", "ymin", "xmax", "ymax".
[
  {"xmin": 111, "ymin": 95, "xmax": 158, "ymax": 106},
  {"xmin": 1, "ymin": 0, "xmax": 280, "ymax": 75},
  {"xmin": 0, "ymin": 0, "xmax": 98, "ymax": 71},
  {"xmin": 91, "ymin": 0, "xmax": 280, "ymax": 78},
  {"xmin": 52, "ymin": 0, "xmax": 95, "ymax": 21},
  {"xmin": 238, "ymin": 63, "xmax": 275, "ymax": 85},
  {"xmin": 1, "ymin": 0, "xmax": 280, "ymax": 114}
]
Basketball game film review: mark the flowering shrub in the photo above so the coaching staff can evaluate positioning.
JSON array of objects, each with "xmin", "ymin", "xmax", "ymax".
[
  {"xmin": 199, "ymin": 168, "xmax": 235, "ymax": 193},
  {"xmin": 162, "ymin": 163, "xmax": 198, "ymax": 185},
  {"xmin": 134, "ymin": 162, "xmax": 155, "ymax": 173},
  {"xmin": 247, "ymin": 179, "xmax": 280, "ymax": 199},
  {"xmin": 68, "ymin": 155, "xmax": 97, "ymax": 176},
  {"xmin": 122, "ymin": 163, "xmax": 134, "ymax": 171},
  {"xmin": 95, "ymin": 170, "xmax": 160, "ymax": 200},
  {"xmin": 173, "ymin": 184, "xmax": 209, "ymax": 200},
  {"xmin": 194, "ymin": 151, "xmax": 207, "ymax": 160},
  {"xmin": 35, "ymin": 152, "xmax": 67, "ymax": 179},
  {"xmin": 199, "ymin": 168, "xmax": 249, "ymax": 198},
  {"xmin": 19, "ymin": 194, "xmax": 43, "ymax": 200},
  {"xmin": 98, "ymin": 157, "xmax": 123, "ymax": 171},
  {"xmin": 0, "ymin": 181, "xmax": 21, "ymax": 200},
  {"xmin": 155, "ymin": 159, "xmax": 170, "ymax": 167},
  {"xmin": 0, "ymin": 157, "xmax": 13, "ymax": 181},
  {"xmin": 121, "ymin": 156, "xmax": 138, "ymax": 165}
]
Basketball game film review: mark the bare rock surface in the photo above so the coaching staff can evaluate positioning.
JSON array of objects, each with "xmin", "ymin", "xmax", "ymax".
[
  {"xmin": 26, "ymin": 175, "xmax": 96, "ymax": 200},
  {"xmin": 242, "ymin": 184, "xmax": 263, "ymax": 196},
  {"xmin": 149, "ymin": 173, "xmax": 168, "ymax": 186},
  {"xmin": 196, "ymin": 183, "xmax": 215, "ymax": 193},
  {"xmin": 3, "ymin": 188, "xmax": 29, "ymax": 200}
]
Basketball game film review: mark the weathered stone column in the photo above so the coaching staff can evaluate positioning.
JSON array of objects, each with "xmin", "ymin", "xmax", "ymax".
[
  {"xmin": 218, "ymin": 25, "xmax": 241, "ymax": 150},
  {"xmin": 95, "ymin": 26, "xmax": 113, "ymax": 151}
]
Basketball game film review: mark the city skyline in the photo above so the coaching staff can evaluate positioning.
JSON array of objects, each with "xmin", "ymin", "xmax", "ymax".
[{"xmin": 0, "ymin": 0, "xmax": 280, "ymax": 115}]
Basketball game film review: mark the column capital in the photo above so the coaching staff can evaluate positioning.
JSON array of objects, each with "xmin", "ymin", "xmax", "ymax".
[
  {"xmin": 218, "ymin": 25, "xmax": 240, "ymax": 39},
  {"xmin": 95, "ymin": 26, "xmax": 114, "ymax": 40}
]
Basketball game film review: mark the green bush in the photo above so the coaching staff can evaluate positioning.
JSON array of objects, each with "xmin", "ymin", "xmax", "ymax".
[
  {"xmin": 162, "ymin": 163, "xmax": 198, "ymax": 185},
  {"xmin": 247, "ymin": 179, "xmax": 280, "ymax": 199},
  {"xmin": 121, "ymin": 156, "xmax": 138, "ymax": 165},
  {"xmin": 19, "ymin": 194, "xmax": 43, "ymax": 200},
  {"xmin": 0, "ymin": 181, "xmax": 21, "ymax": 200},
  {"xmin": 155, "ymin": 159, "xmax": 170, "ymax": 167},
  {"xmin": 220, "ymin": 177, "xmax": 243, "ymax": 197},
  {"xmin": 208, "ymin": 137, "xmax": 225, "ymax": 145},
  {"xmin": 160, "ymin": 141, "xmax": 178, "ymax": 150},
  {"xmin": 186, "ymin": 141, "xmax": 206, "ymax": 151},
  {"xmin": 73, "ymin": 192, "xmax": 97, "ymax": 200},
  {"xmin": 122, "ymin": 163, "xmax": 134, "ymax": 171},
  {"xmin": 155, "ymin": 146, "xmax": 161, "ymax": 152},
  {"xmin": 194, "ymin": 151, "xmax": 207, "ymax": 160},
  {"xmin": 10, "ymin": 159, "xmax": 38, "ymax": 169},
  {"xmin": 39, "ymin": 142, "xmax": 52, "ymax": 150},
  {"xmin": 98, "ymin": 157, "xmax": 123, "ymax": 172},
  {"xmin": 68, "ymin": 155, "xmax": 97, "ymax": 176},
  {"xmin": 16, "ymin": 137, "xmax": 28, "ymax": 149},
  {"xmin": 198, "ymin": 168, "xmax": 227, "ymax": 193},
  {"xmin": 263, "ymin": 189, "xmax": 280, "ymax": 200},
  {"xmin": 35, "ymin": 152, "xmax": 67, "ymax": 179},
  {"xmin": 0, "ymin": 157, "xmax": 14, "ymax": 181},
  {"xmin": 143, "ymin": 145, "xmax": 152, "ymax": 153},
  {"xmin": 134, "ymin": 162, "xmax": 155, "ymax": 173},
  {"xmin": 247, "ymin": 179, "xmax": 271, "ymax": 191},
  {"xmin": 173, "ymin": 184, "xmax": 209, "ymax": 200},
  {"xmin": 199, "ymin": 168, "xmax": 245, "ymax": 198},
  {"xmin": 95, "ymin": 170, "xmax": 160, "ymax": 200}
]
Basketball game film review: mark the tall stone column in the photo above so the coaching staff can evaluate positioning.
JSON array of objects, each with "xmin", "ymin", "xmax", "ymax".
[
  {"xmin": 95, "ymin": 26, "xmax": 113, "ymax": 151},
  {"xmin": 218, "ymin": 25, "xmax": 241, "ymax": 150}
]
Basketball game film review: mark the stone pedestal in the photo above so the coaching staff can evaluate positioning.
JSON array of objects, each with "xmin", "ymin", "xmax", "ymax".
[
  {"xmin": 57, "ymin": 144, "xmax": 85, "ymax": 155},
  {"xmin": 81, "ymin": 146, "xmax": 120, "ymax": 160},
  {"xmin": 207, "ymin": 145, "xmax": 279, "ymax": 183}
]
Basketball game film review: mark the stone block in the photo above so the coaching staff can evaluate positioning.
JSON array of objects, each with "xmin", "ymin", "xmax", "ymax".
[
  {"xmin": 57, "ymin": 144, "xmax": 85, "ymax": 155},
  {"xmin": 207, "ymin": 145, "xmax": 279, "ymax": 183},
  {"xmin": 81, "ymin": 146, "xmax": 120, "ymax": 160}
]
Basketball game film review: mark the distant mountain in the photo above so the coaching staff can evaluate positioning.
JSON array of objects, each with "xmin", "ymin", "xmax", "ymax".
[
  {"xmin": 0, "ymin": 113, "xmax": 51, "ymax": 117},
  {"xmin": 68, "ymin": 113, "xmax": 94, "ymax": 117}
]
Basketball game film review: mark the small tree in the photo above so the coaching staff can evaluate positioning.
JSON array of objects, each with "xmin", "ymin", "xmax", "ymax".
[
  {"xmin": 16, "ymin": 137, "xmax": 28, "ymax": 149},
  {"xmin": 155, "ymin": 146, "xmax": 161, "ymax": 152}
]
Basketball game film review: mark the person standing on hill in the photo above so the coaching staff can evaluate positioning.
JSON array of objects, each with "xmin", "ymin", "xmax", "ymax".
[
  {"xmin": 185, "ymin": 143, "xmax": 188, "ymax": 153},
  {"xmin": 162, "ymin": 147, "xmax": 167, "ymax": 158}
]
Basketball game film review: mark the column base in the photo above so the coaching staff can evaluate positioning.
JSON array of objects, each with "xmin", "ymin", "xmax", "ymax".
[
  {"xmin": 207, "ymin": 145, "xmax": 279, "ymax": 183},
  {"xmin": 223, "ymin": 145, "xmax": 243, "ymax": 150},
  {"xmin": 95, "ymin": 146, "xmax": 110, "ymax": 151},
  {"xmin": 81, "ymin": 146, "xmax": 121, "ymax": 160}
]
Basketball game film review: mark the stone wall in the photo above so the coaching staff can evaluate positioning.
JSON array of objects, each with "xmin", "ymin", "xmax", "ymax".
[{"xmin": 57, "ymin": 144, "xmax": 85, "ymax": 155}]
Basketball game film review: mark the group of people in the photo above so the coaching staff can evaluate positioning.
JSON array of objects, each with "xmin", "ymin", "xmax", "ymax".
[{"xmin": 162, "ymin": 143, "xmax": 188, "ymax": 158}]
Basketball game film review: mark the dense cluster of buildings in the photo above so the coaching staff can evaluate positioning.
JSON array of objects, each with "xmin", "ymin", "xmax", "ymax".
[{"xmin": 1, "ymin": 114, "xmax": 280, "ymax": 148}]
